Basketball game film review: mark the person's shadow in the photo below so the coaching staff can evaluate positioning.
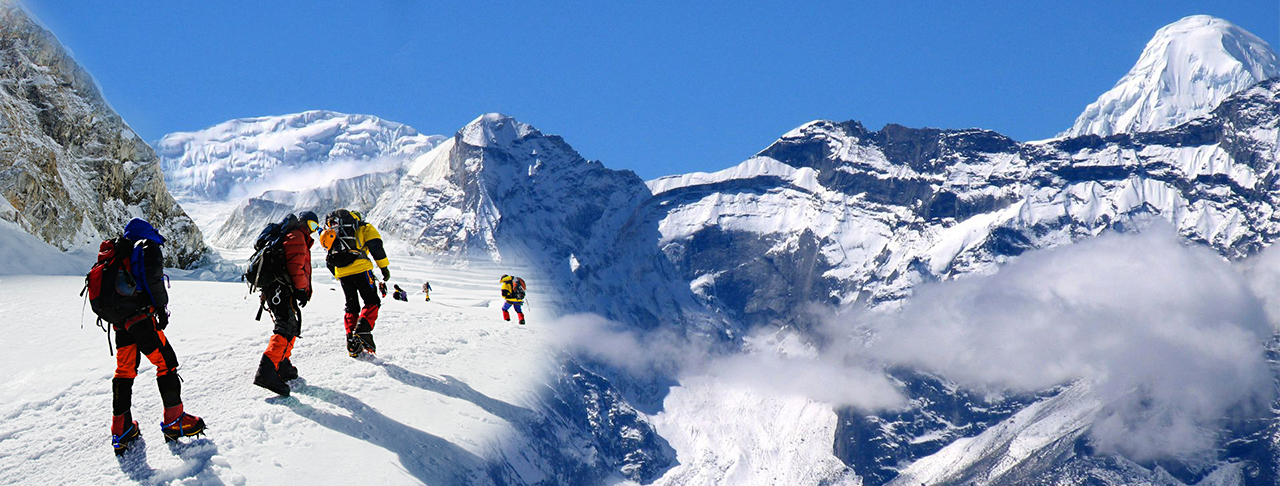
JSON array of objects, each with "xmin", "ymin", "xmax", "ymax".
[
  {"xmin": 378, "ymin": 363, "xmax": 539, "ymax": 427},
  {"xmin": 115, "ymin": 436, "xmax": 153, "ymax": 482},
  {"xmin": 286, "ymin": 381, "xmax": 495, "ymax": 485},
  {"xmin": 116, "ymin": 433, "xmax": 223, "ymax": 484}
]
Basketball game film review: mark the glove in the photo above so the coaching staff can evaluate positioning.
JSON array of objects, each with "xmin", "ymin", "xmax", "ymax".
[
  {"xmin": 296, "ymin": 288, "xmax": 311, "ymax": 307},
  {"xmin": 156, "ymin": 309, "xmax": 170, "ymax": 331},
  {"xmin": 381, "ymin": 267, "xmax": 391, "ymax": 281}
]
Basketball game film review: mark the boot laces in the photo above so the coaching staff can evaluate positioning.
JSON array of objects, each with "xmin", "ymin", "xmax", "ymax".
[{"xmin": 163, "ymin": 412, "xmax": 195, "ymax": 434}]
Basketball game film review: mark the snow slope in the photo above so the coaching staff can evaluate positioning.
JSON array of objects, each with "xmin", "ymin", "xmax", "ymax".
[
  {"xmin": 0, "ymin": 241, "xmax": 675, "ymax": 485},
  {"xmin": 0, "ymin": 218, "xmax": 89, "ymax": 275},
  {"xmin": 1065, "ymin": 15, "xmax": 1279, "ymax": 137}
]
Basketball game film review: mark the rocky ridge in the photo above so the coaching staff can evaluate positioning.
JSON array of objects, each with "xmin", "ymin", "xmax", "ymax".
[{"xmin": 0, "ymin": 1, "xmax": 206, "ymax": 267}]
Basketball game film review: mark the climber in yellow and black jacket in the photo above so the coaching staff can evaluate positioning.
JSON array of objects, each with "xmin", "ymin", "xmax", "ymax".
[
  {"xmin": 500, "ymin": 275, "xmax": 526, "ymax": 325},
  {"xmin": 320, "ymin": 209, "xmax": 390, "ymax": 357}
]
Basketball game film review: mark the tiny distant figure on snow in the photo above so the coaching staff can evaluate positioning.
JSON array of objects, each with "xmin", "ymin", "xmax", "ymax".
[
  {"xmin": 499, "ymin": 274, "xmax": 526, "ymax": 325},
  {"xmin": 422, "ymin": 281, "xmax": 432, "ymax": 302},
  {"xmin": 378, "ymin": 281, "xmax": 387, "ymax": 298},
  {"xmin": 393, "ymin": 284, "xmax": 408, "ymax": 302}
]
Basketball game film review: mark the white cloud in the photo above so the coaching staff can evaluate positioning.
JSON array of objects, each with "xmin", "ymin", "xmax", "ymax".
[
  {"xmin": 863, "ymin": 228, "xmax": 1275, "ymax": 461},
  {"xmin": 555, "ymin": 225, "xmax": 1278, "ymax": 463},
  {"xmin": 551, "ymin": 314, "xmax": 905, "ymax": 411},
  {"xmin": 243, "ymin": 156, "xmax": 402, "ymax": 197}
]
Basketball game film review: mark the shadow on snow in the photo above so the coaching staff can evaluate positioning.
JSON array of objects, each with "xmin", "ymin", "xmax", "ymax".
[{"xmin": 284, "ymin": 382, "xmax": 495, "ymax": 485}]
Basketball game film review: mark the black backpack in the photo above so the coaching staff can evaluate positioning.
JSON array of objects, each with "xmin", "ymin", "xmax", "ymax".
[
  {"xmin": 509, "ymin": 277, "xmax": 526, "ymax": 300},
  {"xmin": 244, "ymin": 214, "xmax": 300, "ymax": 293},
  {"xmin": 82, "ymin": 237, "xmax": 145, "ymax": 324},
  {"xmin": 325, "ymin": 209, "xmax": 365, "ymax": 268}
]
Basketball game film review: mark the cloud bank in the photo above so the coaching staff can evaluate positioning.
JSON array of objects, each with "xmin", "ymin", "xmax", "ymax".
[
  {"xmin": 556, "ymin": 226, "xmax": 1279, "ymax": 463},
  {"xmin": 867, "ymin": 228, "xmax": 1275, "ymax": 460}
]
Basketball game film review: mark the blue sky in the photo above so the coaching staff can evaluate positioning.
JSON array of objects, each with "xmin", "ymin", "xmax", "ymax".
[{"xmin": 21, "ymin": 1, "xmax": 1280, "ymax": 180}]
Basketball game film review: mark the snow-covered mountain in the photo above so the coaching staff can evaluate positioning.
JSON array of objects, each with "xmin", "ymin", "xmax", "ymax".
[
  {"xmin": 646, "ymin": 79, "xmax": 1280, "ymax": 486},
  {"xmin": 0, "ymin": 1, "xmax": 207, "ymax": 267},
  {"xmin": 157, "ymin": 110, "xmax": 446, "ymax": 242},
  {"xmin": 650, "ymin": 77, "xmax": 1280, "ymax": 330},
  {"xmin": 1065, "ymin": 15, "xmax": 1279, "ymax": 138},
  {"xmin": 141, "ymin": 12, "xmax": 1280, "ymax": 485},
  {"xmin": 158, "ymin": 110, "xmax": 442, "ymax": 201},
  {"xmin": 368, "ymin": 113, "xmax": 703, "ymax": 329},
  {"xmin": 165, "ymin": 111, "xmax": 706, "ymax": 329}
]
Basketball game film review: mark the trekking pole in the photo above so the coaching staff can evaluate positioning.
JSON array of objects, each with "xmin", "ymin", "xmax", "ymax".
[{"xmin": 80, "ymin": 284, "xmax": 89, "ymax": 329}]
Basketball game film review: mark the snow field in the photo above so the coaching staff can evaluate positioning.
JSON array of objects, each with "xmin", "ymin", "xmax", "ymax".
[{"xmin": 0, "ymin": 252, "xmax": 554, "ymax": 485}]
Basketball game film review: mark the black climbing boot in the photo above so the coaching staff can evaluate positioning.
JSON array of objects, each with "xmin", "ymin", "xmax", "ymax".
[{"xmin": 252, "ymin": 354, "xmax": 290, "ymax": 396}]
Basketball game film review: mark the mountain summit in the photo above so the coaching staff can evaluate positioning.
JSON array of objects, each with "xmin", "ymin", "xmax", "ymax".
[{"xmin": 1065, "ymin": 15, "xmax": 1279, "ymax": 138}]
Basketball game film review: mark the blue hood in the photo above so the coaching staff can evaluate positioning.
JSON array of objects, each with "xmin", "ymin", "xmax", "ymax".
[{"xmin": 123, "ymin": 218, "xmax": 165, "ymax": 245}]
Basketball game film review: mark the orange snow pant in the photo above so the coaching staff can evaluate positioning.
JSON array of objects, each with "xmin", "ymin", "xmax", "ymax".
[
  {"xmin": 264, "ymin": 285, "xmax": 301, "ymax": 365},
  {"xmin": 112, "ymin": 312, "xmax": 182, "ymax": 415}
]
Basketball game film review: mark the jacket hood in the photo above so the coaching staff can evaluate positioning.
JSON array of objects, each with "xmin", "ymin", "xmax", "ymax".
[{"xmin": 123, "ymin": 218, "xmax": 166, "ymax": 245}]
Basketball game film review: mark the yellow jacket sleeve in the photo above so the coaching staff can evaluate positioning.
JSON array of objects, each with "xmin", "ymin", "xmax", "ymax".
[{"xmin": 359, "ymin": 224, "xmax": 389, "ymax": 268}]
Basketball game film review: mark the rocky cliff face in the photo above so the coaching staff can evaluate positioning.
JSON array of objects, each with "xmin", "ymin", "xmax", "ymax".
[{"xmin": 0, "ymin": 2, "xmax": 206, "ymax": 267}]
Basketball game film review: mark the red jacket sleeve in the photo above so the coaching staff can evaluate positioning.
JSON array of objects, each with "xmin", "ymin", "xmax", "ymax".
[{"xmin": 282, "ymin": 229, "xmax": 313, "ymax": 293}]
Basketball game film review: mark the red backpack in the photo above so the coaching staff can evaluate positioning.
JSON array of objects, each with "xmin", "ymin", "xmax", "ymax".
[{"xmin": 82, "ymin": 237, "xmax": 145, "ymax": 324}]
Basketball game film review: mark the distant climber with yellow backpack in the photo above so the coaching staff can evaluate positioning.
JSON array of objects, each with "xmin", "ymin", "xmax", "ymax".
[
  {"xmin": 499, "ymin": 275, "xmax": 526, "ymax": 325},
  {"xmin": 320, "ymin": 209, "xmax": 390, "ymax": 357}
]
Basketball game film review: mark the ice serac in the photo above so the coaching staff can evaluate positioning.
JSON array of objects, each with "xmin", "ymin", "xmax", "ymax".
[
  {"xmin": 0, "ymin": 1, "xmax": 206, "ymax": 267},
  {"xmin": 1066, "ymin": 15, "xmax": 1279, "ymax": 138},
  {"xmin": 157, "ymin": 110, "xmax": 446, "ymax": 247},
  {"xmin": 369, "ymin": 113, "xmax": 701, "ymax": 328}
]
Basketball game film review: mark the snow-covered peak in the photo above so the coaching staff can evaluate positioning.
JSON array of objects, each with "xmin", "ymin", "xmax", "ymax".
[
  {"xmin": 778, "ymin": 119, "xmax": 868, "ymax": 142},
  {"xmin": 158, "ymin": 110, "xmax": 445, "ymax": 201},
  {"xmin": 458, "ymin": 113, "xmax": 539, "ymax": 148},
  {"xmin": 1066, "ymin": 15, "xmax": 1280, "ymax": 138},
  {"xmin": 647, "ymin": 156, "xmax": 819, "ymax": 196}
]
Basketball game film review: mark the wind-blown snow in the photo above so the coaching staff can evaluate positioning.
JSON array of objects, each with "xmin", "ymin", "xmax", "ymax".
[{"xmin": 1065, "ymin": 15, "xmax": 1280, "ymax": 137}]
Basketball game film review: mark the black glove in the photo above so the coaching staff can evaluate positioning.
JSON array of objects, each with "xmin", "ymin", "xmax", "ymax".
[
  {"xmin": 381, "ymin": 267, "xmax": 391, "ymax": 281},
  {"xmin": 296, "ymin": 288, "xmax": 311, "ymax": 307},
  {"xmin": 155, "ymin": 309, "xmax": 169, "ymax": 330}
]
